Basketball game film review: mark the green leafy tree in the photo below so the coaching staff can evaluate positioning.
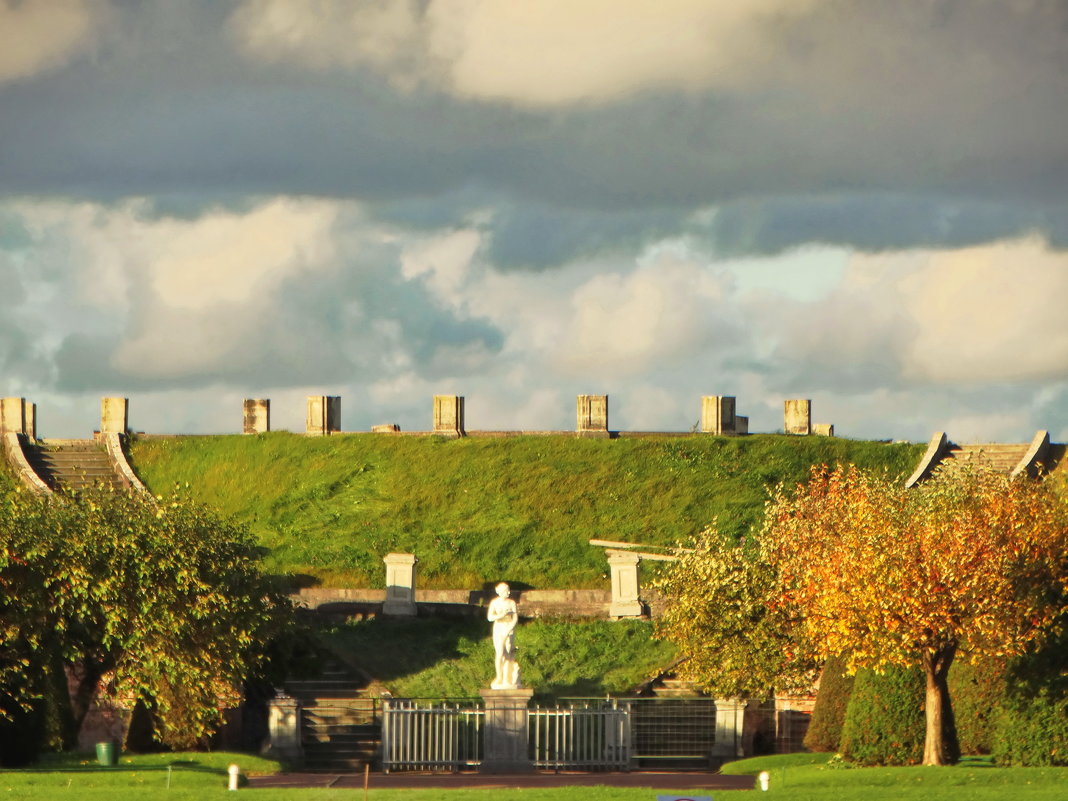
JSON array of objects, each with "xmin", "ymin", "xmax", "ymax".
[
  {"xmin": 654, "ymin": 525, "xmax": 819, "ymax": 698},
  {"xmin": 0, "ymin": 487, "xmax": 289, "ymax": 749}
]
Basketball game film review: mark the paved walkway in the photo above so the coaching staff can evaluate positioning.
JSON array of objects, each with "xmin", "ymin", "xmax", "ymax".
[{"xmin": 251, "ymin": 771, "xmax": 755, "ymax": 791}]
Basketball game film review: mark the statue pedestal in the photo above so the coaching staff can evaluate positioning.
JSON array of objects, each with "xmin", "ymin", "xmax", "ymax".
[{"xmin": 479, "ymin": 688, "xmax": 534, "ymax": 773}]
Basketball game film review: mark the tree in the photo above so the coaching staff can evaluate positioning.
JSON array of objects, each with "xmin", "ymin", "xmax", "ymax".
[
  {"xmin": 654, "ymin": 525, "xmax": 819, "ymax": 698},
  {"xmin": 762, "ymin": 463, "xmax": 1068, "ymax": 765},
  {"xmin": 0, "ymin": 486, "xmax": 289, "ymax": 749}
]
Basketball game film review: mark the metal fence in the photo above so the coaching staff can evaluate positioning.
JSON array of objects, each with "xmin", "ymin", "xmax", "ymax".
[
  {"xmin": 380, "ymin": 699, "xmax": 484, "ymax": 772},
  {"xmin": 529, "ymin": 702, "xmax": 630, "ymax": 770}
]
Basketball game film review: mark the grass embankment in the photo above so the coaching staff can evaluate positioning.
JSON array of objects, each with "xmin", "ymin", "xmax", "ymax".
[
  {"xmin": 128, "ymin": 433, "xmax": 921, "ymax": 588},
  {"xmin": 317, "ymin": 617, "xmax": 676, "ymax": 700}
]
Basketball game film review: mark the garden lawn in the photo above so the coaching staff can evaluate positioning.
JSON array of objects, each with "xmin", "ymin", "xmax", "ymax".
[
  {"xmin": 127, "ymin": 432, "xmax": 920, "ymax": 588},
  {"xmin": 3, "ymin": 753, "xmax": 1068, "ymax": 800},
  {"xmin": 719, "ymin": 753, "xmax": 1068, "ymax": 800}
]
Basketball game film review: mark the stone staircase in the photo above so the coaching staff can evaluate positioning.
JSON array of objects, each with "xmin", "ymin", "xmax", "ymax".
[
  {"xmin": 287, "ymin": 660, "xmax": 382, "ymax": 772},
  {"xmin": 24, "ymin": 439, "xmax": 127, "ymax": 492},
  {"xmin": 941, "ymin": 442, "xmax": 1030, "ymax": 473}
]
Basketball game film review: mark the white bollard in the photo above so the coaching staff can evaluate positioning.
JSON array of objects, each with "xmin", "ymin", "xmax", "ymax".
[
  {"xmin": 758, "ymin": 770, "xmax": 770, "ymax": 791},
  {"xmin": 228, "ymin": 763, "xmax": 240, "ymax": 791}
]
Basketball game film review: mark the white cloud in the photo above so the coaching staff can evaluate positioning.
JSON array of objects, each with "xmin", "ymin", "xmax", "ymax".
[
  {"xmin": 0, "ymin": 0, "xmax": 105, "ymax": 83},
  {"xmin": 230, "ymin": 0, "xmax": 817, "ymax": 106},
  {"xmin": 896, "ymin": 238, "xmax": 1068, "ymax": 383}
]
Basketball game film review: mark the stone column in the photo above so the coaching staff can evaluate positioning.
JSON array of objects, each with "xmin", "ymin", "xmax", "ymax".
[
  {"xmin": 607, "ymin": 550, "xmax": 643, "ymax": 618},
  {"xmin": 784, "ymin": 399, "xmax": 811, "ymax": 436},
  {"xmin": 243, "ymin": 399, "xmax": 270, "ymax": 434},
  {"xmin": 382, "ymin": 553, "xmax": 418, "ymax": 616},
  {"xmin": 479, "ymin": 688, "xmax": 534, "ymax": 773},
  {"xmin": 101, "ymin": 397, "xmax": 129, "ymax": 435},
  {"xmin": 266, "ymin": 692, "xmax": 303, "ymax": 764},
  {"xmin": 433, "ymin": 395, "xmax": 465, "ymax": 437},
  {"xmin": 306, "ymin": 395, "xmax": 341, "ymax": 436},
  {"xmin": 24, "ymin": 402, "xmax": 36, "ymax": 441},
  {"xmin": 0, "ymin": 397, "xmax": 26, "ymax": 435},
  {"xmin": 713, "ymin": 698, "xmax": 748, "ymax": 758},
  {"xmin": 812, "ymin": 423, "xmax": 834, "ymax": 437},
  {"xmin": 701, "ymin": 396, "xmax": 736, "ymax": 435},
  {"xmin": 576, "ymin": 394, "xmax": 609, "ymax": 438}
]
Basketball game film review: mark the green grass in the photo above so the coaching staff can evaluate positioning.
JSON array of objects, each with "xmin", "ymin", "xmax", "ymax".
[
  {"xmin": 3, "ymin": 753, "xmax": 1067, "ymax": 800},
  {"xmin": 718, "ymin": 753, "xmax": 1068, "ymax": 800},
  {"xmin": 0, "ymin": 751, "xmax": 280, "ymax": 799},
  {"xmin": 127, "ymin": 433, "xmax": 921, "ymax": 588},
  {"xmin": 316, "ymin": 617, "xmax": 677, "ymax": 700}
]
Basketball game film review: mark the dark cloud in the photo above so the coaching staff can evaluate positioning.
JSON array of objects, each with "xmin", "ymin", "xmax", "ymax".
[{"xmin": 0, "ymin": 1, "xmax": 1065, "ymax": 259}]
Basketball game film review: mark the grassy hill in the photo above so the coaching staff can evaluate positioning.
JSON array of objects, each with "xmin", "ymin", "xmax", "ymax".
[{"xmin": 126, "ymin": 432, "xmax": 922, "ymax": 588}]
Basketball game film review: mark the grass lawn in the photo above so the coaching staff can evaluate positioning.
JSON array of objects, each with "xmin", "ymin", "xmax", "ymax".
[{"xmin": 5, "ymin": 752, "xmax": 1067, "ymax": 800}]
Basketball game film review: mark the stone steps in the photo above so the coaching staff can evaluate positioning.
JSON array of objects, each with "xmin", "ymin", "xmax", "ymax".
[
  {"xmin": 24, "ymin": 439, "xmax": 126, "ymax": 491},
  {"xmin": 943, "ymin": 444, "xmax": 1029, "ymax": 473}
]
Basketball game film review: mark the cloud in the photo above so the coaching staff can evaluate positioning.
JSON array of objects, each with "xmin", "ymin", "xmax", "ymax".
[
  {"xmin": 231, "ymin": 0, "xmax": 816, "ymax": 107},
  {"xmin": 0, "ymin": 0, "xmax": 105, "ymax": 84},
  {"xmin": 764, "ymin": 236, "xmax": 1068, "ymax": 394}
]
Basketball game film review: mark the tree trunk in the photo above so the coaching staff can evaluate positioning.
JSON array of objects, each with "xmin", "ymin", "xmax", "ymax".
[{"xmin": 921, "ymin": 644, "xmax": 960, "ymax": 765}]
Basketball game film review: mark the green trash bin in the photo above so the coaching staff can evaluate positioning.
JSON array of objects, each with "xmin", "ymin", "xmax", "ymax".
[{"xmin": 95, "ymin": 741, "xmax": 117, "ymax": 766}]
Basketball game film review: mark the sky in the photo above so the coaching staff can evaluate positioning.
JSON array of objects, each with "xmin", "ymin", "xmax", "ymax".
[{"xmin": 1, "ymin": 0, "xmax": 1067, "ymax": 442}]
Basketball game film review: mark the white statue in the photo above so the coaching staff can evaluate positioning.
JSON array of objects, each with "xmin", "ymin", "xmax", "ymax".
[{"xmin": 487, "ymin": 582, "xmax": 521, "ymax": 689}]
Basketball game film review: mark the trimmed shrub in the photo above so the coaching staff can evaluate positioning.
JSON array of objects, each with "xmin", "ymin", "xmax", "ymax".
[
  {"xmin": 840, "ymin": 665, "xmax": 924, "ymax": 765},
  {"xmin": 992, "ymin": 627, "xmax": 1068, "ymax": 766},
  {"xmin": 948, "ymin": 655, "xmax": 1006, "ymax": 755},
  {"xmin": 804, "ymin": 655, "xmax": 855, "ymax": 752}
]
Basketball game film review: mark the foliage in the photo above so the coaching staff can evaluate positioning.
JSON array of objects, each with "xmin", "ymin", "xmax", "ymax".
[
  {"xmin": 127, "ymin": 432, "xmax": 921, "ymax": 588},
  {"xmin": 653, "ymin": 525, "xmax": 818, "ymax": 698},
  {"xmin": 992, "ymin": 623, "xmax": 1068, "ymax": 766},
  {"xmin": 317, "ymin": 617, "xmax": 676, "ymax": 701},
  {"xmin": 804, "ymin": 655, "xmax": 856, "ymax": 752},
  {"xmin": 0, "ymin": 487, "xmax": 289, "ymax": 749},
  {"xmin": 840, "ymin": 666, "xmax": 925, "ymax": 766},
  {"xmin": 947, "ymin": 655, "xmax": 1006, "ymax": 755},
  {"xmin": 761, "ymin": 463, "xmax": 1068, "ymax": 764}
]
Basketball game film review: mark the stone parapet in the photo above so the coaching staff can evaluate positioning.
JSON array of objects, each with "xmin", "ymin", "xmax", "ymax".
[
  {"xmin": 433, "ymin": 395, "xmax": 465, "ymax": 437},
  {"xmin": 101, "ymin": 397, "xmax": 129, "ymax": 435},
  {"xmin": 784, "ymin": 399, "xmax": 811, "ymax": 435},
  {"xmin": 0, "ymin": 397, "xmax": 25, "ymax": 435},
  {"xmin": 243, "ymin": 399, "xmax": 270, "ymax": 434},
  {"xmin": 306, "ymin": 395, "xmax": 341, "ymax": 436},
  {"xmin": 576, "ymin": 394, "xmax": 609, "ymax": 438}
]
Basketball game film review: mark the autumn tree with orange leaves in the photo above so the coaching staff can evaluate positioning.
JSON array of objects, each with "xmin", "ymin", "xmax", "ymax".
[
  {"xmin": 658, "ymin": 462, "xmax": 1068, "ymax": 766},
  {"xmin": 766, "ymin": 463, "xmax": 1068, "ymax": 765}
]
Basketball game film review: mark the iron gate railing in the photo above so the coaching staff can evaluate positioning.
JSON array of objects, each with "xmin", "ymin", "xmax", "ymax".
[
  {"xmin": 529, "ymin": 702, "xmax": 631, "ymax": 770},
  {"xmin": 381, "ymin": 699, "xmax": 484, "ymax": 772}
]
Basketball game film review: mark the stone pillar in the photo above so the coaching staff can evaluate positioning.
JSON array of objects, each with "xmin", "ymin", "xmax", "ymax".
[
  {"xmin": 306, "ymin": 395, "xmax": 341, "ymax": 436},
  {"xmin": 713, "ymin": 698, "xmax": 748, "ymax": 758},
  {"xmin": 101, "ymin": 397, "xmax": 128, "ymax": 435},
  {"xmin": 24, "ymin": 402, "xmax": 36, "ymax": 440},
  {"xmin": 0, "ymin": 398, "xmax": 26, "ymax": 435},
  {"xmin": 607, "ymin": 550, "xmax": 643, "ymax": 618},
  {"xmin": 812, "ymin": 423, "xmax": 834, "ymax": 437},
  {"xmin": 701, "ymin": 396, "xmax": 736, "ymax": 435},
  {"xmin": 576, "ymin": 394, "xmax": 609, "ymax": 438},
  {"xmin": 382, "ymin": 553, "xmax": 418, "ymax": 616},
  {"xmin": 266, "ymin": 692, "xmax": 303, "ymax": 764},
  {"xmin": 243, "ymin": 399, "xmax": 270, "ymax": 434},
  {"xmin": 479, "ymin": 688, "xmax": 534, "ymax": 773},
  {"xmin": 784, "ymin": 399, "xmax": 811, "ymax": 436},
  {"xmin": 734, "ymin": 416, "xmax": 749, "ymax": 435},
  {"xmin": 432, "ymin": 395, "xmax": 465, "ymax": 437}
]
